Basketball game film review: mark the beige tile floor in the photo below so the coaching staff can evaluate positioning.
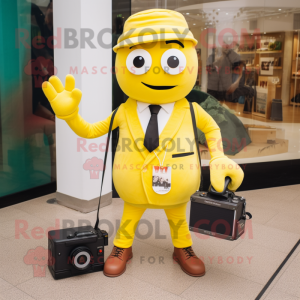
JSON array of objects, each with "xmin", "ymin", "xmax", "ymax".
[{"xmin": 0, "ymin": 185, "xmax": 300, "ymax": 300}]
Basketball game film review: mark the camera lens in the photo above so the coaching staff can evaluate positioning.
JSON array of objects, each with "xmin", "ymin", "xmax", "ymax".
[
  {"xmin": 77, "ymin": 255, "xmax": 87, "ymax": 265},
  {"xmin": 70, "ymin": 247, "xmax": 92, "ymax": 270}
]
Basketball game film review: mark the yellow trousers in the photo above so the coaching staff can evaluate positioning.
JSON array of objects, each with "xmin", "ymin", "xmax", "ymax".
[{"xmin": 113, "ymin": 202, "xmax": 192, "ymax": 248}]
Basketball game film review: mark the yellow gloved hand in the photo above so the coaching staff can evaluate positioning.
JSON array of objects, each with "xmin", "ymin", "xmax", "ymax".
[
  {"xmin": 42, "ymin": 75, "xmax": 82, "ymax": 120},
  {"xmin": 209, "ymin": 156, "xmax": 244, "ymax": 193}
]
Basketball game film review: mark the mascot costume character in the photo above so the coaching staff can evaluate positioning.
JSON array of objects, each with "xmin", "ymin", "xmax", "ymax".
[{"xmin": 42, "ymin": 9, "xmax": 244, "ymax": 277}]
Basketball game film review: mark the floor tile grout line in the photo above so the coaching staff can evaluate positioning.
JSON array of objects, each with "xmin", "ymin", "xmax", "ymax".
[
  {"xmin": 14, "ymin": 275, "xmax": 46, "ymax": 297},
  {"xmin": 0, "ymin": 219, "xmax": 56, "ymax": 240},
  {"xmin": 207, "ymin": 260, "xmax": 266, "ymax": 286},
  {"xmin": 258, "ymin": 248, "xmax": 300, "ymax": 300},
  {"xmin": 251, "ymin": 219, "xmax": 300, "ymax": 236},
  {"xmin": 244, "ymin": 185, "xmax": 300, "ymax": 193},
  {"xmin": 0, "ymin": 285, "xmax": 17, "ymax": 297},
  {"xmin": 263, "ymin": 206, "xmax": 300, "ymax": 228},
  {"xmin": 16, "ymin": 285, "xmax": 38, "ymax": 300},
  {"xmin": 244, "ymin": 187, "xmax": 300, "ymax": 200},
  {"xmin": 0, "ymin": 277, "xmax": 38, "ymax": 300},
  {"xmin": 208, "ymin": 265, "xmax": 265, "ymax": 287},
  {"xmin": 207, "ymin": 239, "xmax": 295, "ymax": 286},
  {"xmin": 179, "ymin": 266, "xmax": 236, "ymax": 299},
  {"xmin": 272, "ymin": 286, "xmax": 300, "ymax": 300},
  {"xmin": 243, "ymin": 204, "xmax": 285, "ymax": 226},
  {"xmin": 255, "ymin": 239, "xmax": 300, "ymax": 300},
  {"xmin": 124, "ymin": 272, "xmax": 190, "ymax": 297},
  {"xmin": 178, "ymin": 270, "xmax": 209, "ymax": 299},
  {"xmin": 263, "ymin": 213, "xmax": 299, "ymax": 235},
  {"xmin": 179, "ymin": 266, "xmax": 264, "ymax": 298},
  {"xmin": 275, "ymin": 287, "xmax": 300, "ymax": 300},
  {"xmin": 0, "ymin": 277, "xmax": 14, "ymax": 292},
  {"xmin": 281, "ymin": 186, "xmax": 300, "ymax": 199},
  {"xmin": 270, "ymin": 247, "xmax": 300, "ymax": 298},
  {"xmin": 243, "ymin": 228, "xmax": 300, "ymax": 255},
  {"xmin": 133, "ymin": 239, "xmax": 173, "ymax": 252}
]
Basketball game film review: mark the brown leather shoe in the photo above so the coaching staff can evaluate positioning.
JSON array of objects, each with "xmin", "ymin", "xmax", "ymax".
[
  {"xmin": 103, "ymin": 246, "xmax": 133, "ymax": 277},
  {"xmin": 173, "ymin": 246, "xmax": 205, "ymax": 277}
]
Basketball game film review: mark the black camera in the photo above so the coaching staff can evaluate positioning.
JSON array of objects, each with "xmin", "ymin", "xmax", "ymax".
[{"xmin": 48, "ymin": 226, "xmax": 108, "ymax": 280}]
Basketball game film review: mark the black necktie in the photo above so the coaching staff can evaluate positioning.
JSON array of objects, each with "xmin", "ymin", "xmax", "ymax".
[{"xmin": 144, "ymin": 105, "xmax": 161, "ymax": 152}]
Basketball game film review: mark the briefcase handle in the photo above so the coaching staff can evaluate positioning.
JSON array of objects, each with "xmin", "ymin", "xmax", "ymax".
[{"xmin": 208, "ymin": 176, "xmax": 232, "ymax": 199}]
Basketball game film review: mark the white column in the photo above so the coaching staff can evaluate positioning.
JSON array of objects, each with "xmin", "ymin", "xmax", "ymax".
[{"xmin": 53, "ymin": 0, "xmax": 112, "ymax": 212}]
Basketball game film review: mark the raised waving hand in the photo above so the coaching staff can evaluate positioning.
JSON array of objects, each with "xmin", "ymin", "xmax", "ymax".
[{"xmin": 42, "ymin": 75, "xmax": 82, "ymax": 120}]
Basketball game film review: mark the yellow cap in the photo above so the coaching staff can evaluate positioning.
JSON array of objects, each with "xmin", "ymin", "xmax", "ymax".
[{"xmin": 113, "ymin": 9, "xmax": 198, "ymax": 53}]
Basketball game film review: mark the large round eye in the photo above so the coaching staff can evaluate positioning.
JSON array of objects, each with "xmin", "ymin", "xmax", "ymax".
[
  {"xmin": 161, "ymin": 49, "xmax": 187, "ymax": 75},
  {"xmin": 126, "ymin": 49, "xmax": 152, "ymax": 75}
]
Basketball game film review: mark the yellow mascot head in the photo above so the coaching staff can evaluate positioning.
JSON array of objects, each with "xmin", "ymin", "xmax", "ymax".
[{"xmin": 113, "ymin": 9, "xmax": 198, "ymax": 104}]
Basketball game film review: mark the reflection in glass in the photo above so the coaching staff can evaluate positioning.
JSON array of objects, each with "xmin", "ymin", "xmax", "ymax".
[
  {"xmin": 0, "ymin": 0, "xmax": 55, "ymax": 198},
  {"xmin": 130, "ymin": 0, "xmax": 300, "ymax": 163}
]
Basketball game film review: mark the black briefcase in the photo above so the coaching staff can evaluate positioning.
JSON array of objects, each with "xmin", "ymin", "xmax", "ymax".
[
  {"xmin": 189, "ymin": 177, "xmax": 252, "ymax": 241},
  {"xmin": 188, "ymin": 103, "xmax": 252, "ymax": 241}
]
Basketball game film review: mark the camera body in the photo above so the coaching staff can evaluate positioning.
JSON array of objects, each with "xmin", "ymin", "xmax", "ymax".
[{"xmin": 48, "ymin": 225, "xmax": 108, "ymax": 280}]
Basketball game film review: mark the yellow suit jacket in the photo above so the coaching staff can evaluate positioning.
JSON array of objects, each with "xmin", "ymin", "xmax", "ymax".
[{"xmin": 66, "ymin": 98, "xmax": 224, "ymax": 207}]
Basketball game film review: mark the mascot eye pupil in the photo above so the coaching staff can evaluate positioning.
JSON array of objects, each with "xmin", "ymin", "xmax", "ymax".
[
  {"xmin": 167, "ymin": 56, "xmax": 179, "ymax": 68},
  {"xmin": 126, "ymin": 49, "xmax": 151, "ymax": 74},
  {"xmin": 133, "ymin": 56, "xmax": 145, "ymax": 68}
]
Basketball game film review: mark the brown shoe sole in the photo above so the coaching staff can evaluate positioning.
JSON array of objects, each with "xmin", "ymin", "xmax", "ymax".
[
  {"xmin": 103, "ymin": 253, "xmax": 133, "ymax": 278},
  {"xmin": 173, "ymin": 253, "xmax": 206, "ymax": 277}
]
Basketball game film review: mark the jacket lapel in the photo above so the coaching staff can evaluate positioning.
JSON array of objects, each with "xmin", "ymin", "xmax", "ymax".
[
  {"xmin": 124, "ymin": 98, "xmax": 149, "ymax": 159},
  {"xmin": 143, "ymin": 99, "xmax": 189, "ymax": 166}
]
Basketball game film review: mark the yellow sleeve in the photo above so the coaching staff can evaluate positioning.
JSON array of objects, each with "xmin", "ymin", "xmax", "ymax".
[
  {"xmin": 192, "ymin": 102, "xmax": 224, "ymax": 160},
  {"xmin": 192, "ymin": 102, "xmax": 244, "ymax": 192},
  {"xmin": 64, "ymin": 108, "xmax": 120, "ymax": 139}
]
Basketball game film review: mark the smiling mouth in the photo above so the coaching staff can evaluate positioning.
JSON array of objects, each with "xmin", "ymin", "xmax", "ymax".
[{"xmin": 142, "ymin": 82, "xmax": 177, "ymax": 90}]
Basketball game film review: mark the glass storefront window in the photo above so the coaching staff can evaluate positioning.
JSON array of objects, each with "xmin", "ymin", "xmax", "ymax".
[
  {"xmin": 129, "ymin": 0, "xmax": 300, "ymax": 165},
  {"xmin": 1, "ymin": 0, "xmax": 299, "ymax": 200},
  {"xmin": 0, "ymin": 0, "xmax": 55, "ymax": 198}
]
